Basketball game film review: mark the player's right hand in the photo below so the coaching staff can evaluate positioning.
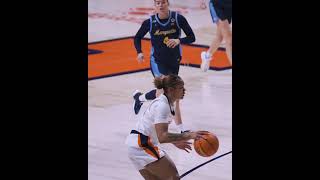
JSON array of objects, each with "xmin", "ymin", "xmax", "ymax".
[
  {"xmin": 188, "ymin": 131, "xmax": 208, "ymax": 140},
  {"xmin": 137, "ymin": 53, "xmax": 144, "ymax": 63}
]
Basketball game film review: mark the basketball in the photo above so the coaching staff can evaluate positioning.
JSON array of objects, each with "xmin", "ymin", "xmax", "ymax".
[{"xmin": 194, "ymin": 131, "xmax": 219, "ymax": 157}]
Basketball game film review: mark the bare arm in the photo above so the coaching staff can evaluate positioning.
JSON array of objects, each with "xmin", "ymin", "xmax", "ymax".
[
  {"xmin": 174, "ymin": 100, "xmax": 182, "ymax": 126},
  {"xmin": 155, "ymin": 123, "xmax": 195, "ymax": 143}
]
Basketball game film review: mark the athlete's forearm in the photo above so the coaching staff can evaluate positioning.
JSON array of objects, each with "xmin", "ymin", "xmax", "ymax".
[{"xmin": 159, "ymin": 132, "xmax": 192, "ymax": 143}]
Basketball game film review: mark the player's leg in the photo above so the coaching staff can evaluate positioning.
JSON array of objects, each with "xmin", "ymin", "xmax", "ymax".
[
  {"xmin": 139, "ymin": 169, "xmax": 160, "ymax": 180},
  {"xmin": 217, "ymin": 6, "xmax": 232, "ymax": 64},
  {"xmin": 201, "ymin": 0, "xmax": 223, "ymax": 71},
  {"xmin": 144, "ymin": 155, "xmax": 180, "ymax": 180}
]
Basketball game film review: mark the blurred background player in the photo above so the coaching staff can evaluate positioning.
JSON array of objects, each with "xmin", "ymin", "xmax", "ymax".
[
  {"xmin": 133, "ymin": 0, "xmax": 196, "ymax": 132},
  {"xmin": 200, "ymin": 0, "xmax": 232, "ymax": 72}
]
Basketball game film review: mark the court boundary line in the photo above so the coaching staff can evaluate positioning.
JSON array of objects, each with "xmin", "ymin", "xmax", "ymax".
[
  {"xmin": 88, "ymin": 37, "xmax": 231, "ymax": 81},
  {"xmin": 88, "ymin": 36, "xmax": 226, "ymax": 51},
  {"xmin": 88, "ymin": 68, "xmax": 150, "ymax": 81},
  {"xmin": 88, "ymin": 64, "xmax": 232, "ymax": 81},
  {"xmin": 180, "ymin": 151, "xmax": 232, "ymax": 178}
]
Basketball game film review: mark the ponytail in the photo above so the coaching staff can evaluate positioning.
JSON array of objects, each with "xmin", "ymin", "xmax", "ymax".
[
  {"xmin": 153, "ymin": 74, "xmax": 183, "ymax": 91},
  {"xmin": 154, "ymin": 77, "xmax": 165, "ymax": 89}
]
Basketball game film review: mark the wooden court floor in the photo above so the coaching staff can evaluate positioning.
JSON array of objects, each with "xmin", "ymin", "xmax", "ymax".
[{"xmin": 88, "ymin": 66, "xmax": 232, "ymax": 180}]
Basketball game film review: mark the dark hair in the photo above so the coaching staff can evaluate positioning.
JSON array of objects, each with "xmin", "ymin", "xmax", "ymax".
[
  {"xmin": 154, "ymin": 0, "xmax": 169, "ymax": 4},
  {"xmin": 154, "ymin": 74, "xmax": 183, "ymax": 92}
]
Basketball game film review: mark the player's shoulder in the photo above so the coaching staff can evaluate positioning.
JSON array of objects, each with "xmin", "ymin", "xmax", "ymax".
[
  {"xmin": 153, "ymin": 95, "xmax": 170, "ymax": 109},
  {"xmin": 141, "ymin": 18, "xmax": 151, "ymax": 26},
  {"xmin": 176, "ymin": 12, "xmax": 187, "ymax": 21}
]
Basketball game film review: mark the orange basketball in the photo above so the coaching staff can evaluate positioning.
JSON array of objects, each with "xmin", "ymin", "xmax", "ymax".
[{"xmin": 194, "ymin": 131, "xmax": 219, "ymax": 157}]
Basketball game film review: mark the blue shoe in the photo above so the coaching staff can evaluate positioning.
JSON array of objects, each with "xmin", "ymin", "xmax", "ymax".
[{"xmin": 133, "ymin": 90, "xmax": 143, "ymax": 114}]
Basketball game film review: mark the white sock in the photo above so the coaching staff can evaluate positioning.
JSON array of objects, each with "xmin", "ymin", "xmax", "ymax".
[
  {"xmin": 139, "ymin": 94, "xmax": 147, "ymax": 102},
  {"xmin": 176, "ymin": 124, "xmax": 184, "ymax": 132}
]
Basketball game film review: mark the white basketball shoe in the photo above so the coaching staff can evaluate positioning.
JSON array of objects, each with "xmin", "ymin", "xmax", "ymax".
[{"xmin": 200, "ymin": 51, "xmax": 212, "ymax": 72}]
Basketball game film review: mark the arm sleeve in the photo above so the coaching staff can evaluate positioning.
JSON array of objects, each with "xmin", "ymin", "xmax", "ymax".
[
  {"xmin": 134, "ymin": 19, "xmax": 150, "ymax": 54},
  {"xmin": 178, "ymin": 14, "xmax": 196, "ymax": 44}
]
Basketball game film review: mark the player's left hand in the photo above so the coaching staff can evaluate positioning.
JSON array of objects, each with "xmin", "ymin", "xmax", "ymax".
[
  {"xmin": 166, "ymin": 39, "xmax": 180, "ymax": 48},
  {"xmin": 200, "ymin": 0, "xmax": 207, "ymax": 9},
  {"xmin": 172, "ymin": 141, "xmax": 192, "ymax": 153}
]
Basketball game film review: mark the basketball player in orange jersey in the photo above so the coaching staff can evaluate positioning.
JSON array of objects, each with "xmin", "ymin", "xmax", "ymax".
[
  {"xmin": 126, "ymin": 74, "xmax": 206, "ymax": 180},
  {"xmin": 200, "ymin": 0, "xmax": 232, "ymax": 71},
  {"xmin": 133, "ymin": 0, "xmax": 196, "ymax": 133}
]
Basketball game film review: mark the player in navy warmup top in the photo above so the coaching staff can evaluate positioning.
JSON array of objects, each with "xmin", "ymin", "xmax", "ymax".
[{"xmin": 133, "ymin": 0, "xmax": 195, "ymax": 133}]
